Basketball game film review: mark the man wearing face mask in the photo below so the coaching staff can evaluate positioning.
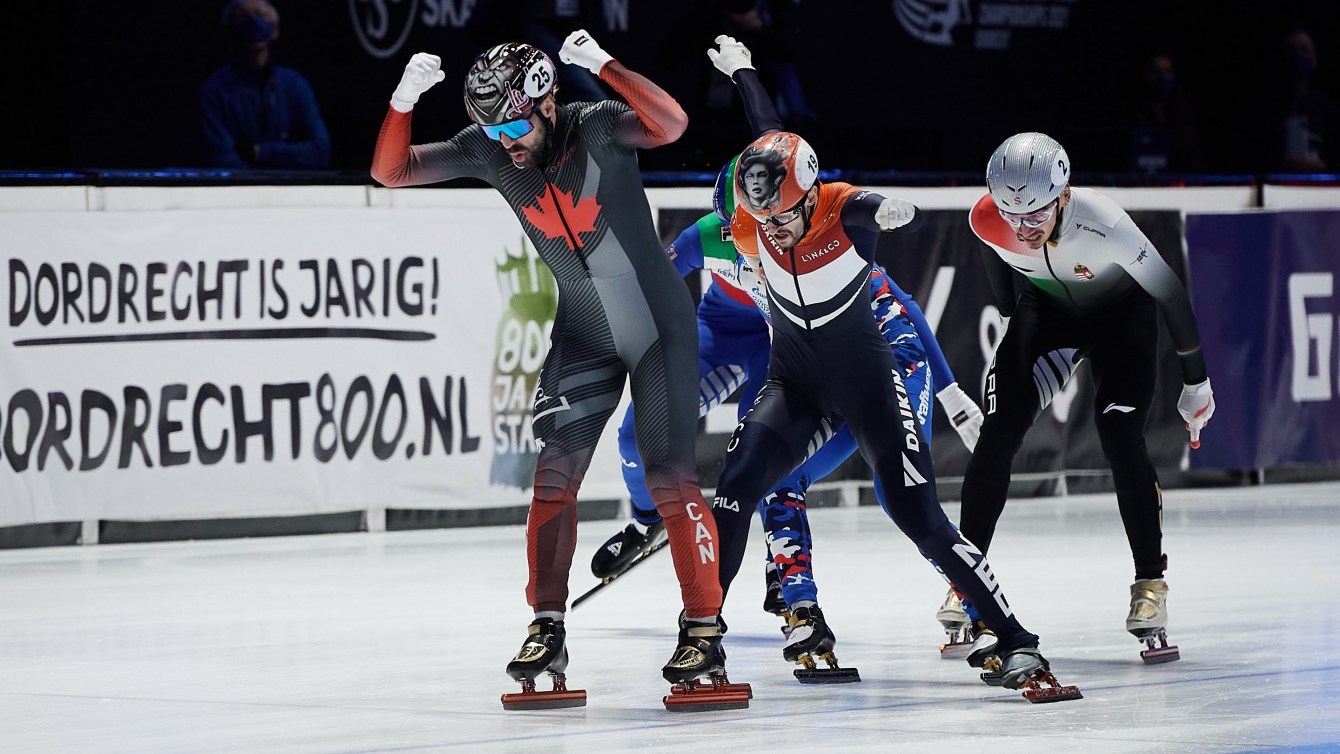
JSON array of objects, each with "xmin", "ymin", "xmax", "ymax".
[
  {"xmin": 1128, "ymin": 53, "xmax": 1204, "ymax": 173},
  {"xmin": 198, "ymin": 0, "xmax": 331, "ymax": 169},
  {"xmin": 372, "ymin": 34, "xmax": 740, "ymax": 710},
  {"xmin": 1276, "ymin": 27, "xmax": 1336, "ymax": 172}
]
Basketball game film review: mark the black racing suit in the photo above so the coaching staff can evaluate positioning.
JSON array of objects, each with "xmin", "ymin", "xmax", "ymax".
[
  {"xmin": 965, "ymin": 190, "xmax": 1208, "ymax": 580},
  {"xmin": 715, "ymin": 183, "xmax": 1040, "ymax": 654}
]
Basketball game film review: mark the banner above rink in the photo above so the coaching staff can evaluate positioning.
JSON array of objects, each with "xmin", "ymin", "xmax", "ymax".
[{"xmin": 0, "ymin": 201, "xmax": 574, "ymax": 526}]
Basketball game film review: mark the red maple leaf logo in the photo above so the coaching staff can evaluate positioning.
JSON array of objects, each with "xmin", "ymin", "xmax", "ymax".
[{"xmin": 520, "ymin": 184, "xmax": 601, "ymax": 251}]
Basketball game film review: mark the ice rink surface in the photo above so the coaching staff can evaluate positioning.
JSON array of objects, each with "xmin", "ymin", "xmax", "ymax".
[{"xmin": 2, "ymin": 482, "xmax": 1338, "ymax": 753}]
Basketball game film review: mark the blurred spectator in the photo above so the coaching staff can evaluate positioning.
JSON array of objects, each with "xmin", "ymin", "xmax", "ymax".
[
  {"xmin": 1273, "ymin": 27, "xmax": 1336, "ymax": 172},
  {"xmin": 1127, "ymin": 53, "xmax": 1204, "ymax": 173},
  {"xmin": 197, "ymin": 0, "xmax": 331, "ymax": 169}
]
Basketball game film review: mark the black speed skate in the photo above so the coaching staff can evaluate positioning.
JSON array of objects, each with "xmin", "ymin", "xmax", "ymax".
[
  {"xmin": 762, "ymin": 567, "xmax": 792, "ymax": 638},
  {"xmin": 783, "ymin": 606, "xmax": 860, "ymax": 683},
  {"xmin": 500, "ymin": 618, "xmax": 587, "ymax": 710},
  {"xmin": 973, "ymin": 641, "xmax": 1083, "ymax": 704},
  {"xmin": 591, "ymin": 521, "xmax": 666, "ymax": 580},
  {"xmin": 662, "ymin": 616, "xmax": 750, "ymax": 711},
  {"xmin": 763, "ymin": 567, "xmax": 787, "ymax": 616}
]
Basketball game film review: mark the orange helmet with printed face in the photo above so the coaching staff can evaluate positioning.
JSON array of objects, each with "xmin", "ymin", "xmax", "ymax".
[{"xmin": 734, "ymin": 132, "xmax": 819, "ymax": 222}]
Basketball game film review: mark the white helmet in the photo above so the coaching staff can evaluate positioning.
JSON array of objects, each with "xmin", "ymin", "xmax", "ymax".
[{"xmin": 986, "ymin": 132, "xmax": 1070, "ymax": 213}]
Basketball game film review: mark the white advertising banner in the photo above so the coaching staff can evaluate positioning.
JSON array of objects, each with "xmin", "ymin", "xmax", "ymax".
[{"xmin": 0, "ymin": 198, "xmax": 636, "ymax": 527}]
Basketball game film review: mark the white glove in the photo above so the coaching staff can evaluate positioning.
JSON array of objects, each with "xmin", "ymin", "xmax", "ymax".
[
  {"xmin": 707, "ymin": 34, "xmax": 755, "ymax": 78},
  {"xmin": 1177, "ymin": 378, "xmax": 1215, "ymax": 449},
  {"xmin": 875, "ymin": 198, "xmax": 915, "ymax": 230},
  {"xmin": 391, "ymin": 52, "xmax": 446, "ymax": 113},
  {"xmin": 559, "ymin": 29, "xmax": 613, "ymax": 74},
  {"xmin": 937, "ymin": 383, "xmax": 984, "ymax": 452}
]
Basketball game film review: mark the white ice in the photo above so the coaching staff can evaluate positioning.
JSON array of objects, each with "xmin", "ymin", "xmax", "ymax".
[{"xmin": 2, "ymin": 482, "xmax": 1338, "ymax": 753}]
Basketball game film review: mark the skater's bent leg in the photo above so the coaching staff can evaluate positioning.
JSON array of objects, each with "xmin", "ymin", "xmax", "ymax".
[
  {"xmin": 526, "ymin": 344, "xmax": 625, "ymax": 614},
  {"xmin": 759, "ymin": 487, "xmax": 816, "ymax": 606},
  {"xmin": 913, "ymin": 520, "xmax": 1038, "ymax": 652},
  {"xmin": 631, "ymin": 344, "xmax": 726, "ymax": 618},
  {"xmin": 647, "ymin": 473, "xmax": 722, "ymax": 618},
  {"xmin": 527, "ymin": 442, "xmax": 597, "ymax": 613},
  {"xmin": 958, "ymin": 346, "xmax": 1055, "ymax": 554},
  {"xmin": 713, "ymin": 419, "xmax": 811, "ymax": 600},
  {"xmin": 1090, "ymin": 326, "xmax": 1164, "ymax": 581},
  {"xmin": 852, "ymin": 368, "xmax": 1038, "ymax": 653},
  {"xmin": 1097, "ymin": 413, "xmax": 1165, "ymax": 579},
  {"xmin": 759, "ymin": 426, "xmax": 855, "ymax": 607}
]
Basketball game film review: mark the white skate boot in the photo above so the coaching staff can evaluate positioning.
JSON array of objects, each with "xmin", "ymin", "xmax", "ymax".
[
  {"xmin": 1126, "ymin": 579, "xmax": 1179, "ymax": 664},
  {"xmin": 936, "ymin": 587, "xmax": 973, "ymax": 658}
]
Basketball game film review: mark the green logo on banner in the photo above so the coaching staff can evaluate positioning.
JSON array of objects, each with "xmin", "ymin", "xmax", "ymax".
[{"xmin": 489, "ymin": 236, "xmax": 557, "ymax": 489}]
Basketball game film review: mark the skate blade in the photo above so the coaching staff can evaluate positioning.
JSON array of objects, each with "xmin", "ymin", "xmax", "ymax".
[
  {"xmin": 500, "ymin": 689, "xmax": 588, "ymax": 710},
  {"xmin": 979, "ymin": 671, "xmax": 1004, "ymax": 687},
  {"xmin": 1140, "ymin": 644, "xmax": 1181, "ymax": 664},
  {"xmin": 939, "ymin": 641, "xmax": 973, "ymax": 658},
  {"xmin": 669, "ymin": 681, "xmax": 753, "ymax": 699},
  {"xmin": 1024, "ymin": 685, "xmax": 1084, "ymax": 703},
  {"xmin": 663, "ymin": 688, "xmax": 750, "ymax": 711},
  {"xmin": 795, "ymin": 667, "xmax": 861, "ymax": 684},
  {"xmin": 1021, "ymin": 674, "xmax": 1083, "ymax": 704}
]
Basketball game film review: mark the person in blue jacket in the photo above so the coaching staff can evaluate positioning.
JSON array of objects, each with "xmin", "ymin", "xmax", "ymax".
[{"xmin": 198, "ymin": 0, "xmax": 331, "ymax": 169}]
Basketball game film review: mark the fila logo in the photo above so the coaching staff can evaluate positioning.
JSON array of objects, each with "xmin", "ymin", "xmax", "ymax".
[{"xmin": 1103, "ymin": 403, "xmax": 1136, "ymax": 414}]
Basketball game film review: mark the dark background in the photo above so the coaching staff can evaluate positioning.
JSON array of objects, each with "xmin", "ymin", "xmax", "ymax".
[{"xmin": 7, "ymin": 0, "xmax": 1339, "ymax": 178}]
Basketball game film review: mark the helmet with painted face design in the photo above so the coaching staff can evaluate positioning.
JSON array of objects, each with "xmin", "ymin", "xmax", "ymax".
[
  {"xmin": 986, "ymin": 132, "xmax": 1071, "ymax": 213},
  {"xmin": 734, "ymin": 132, "xmax": 819, "ymax": 222},
  {"xmin": 463, "ymin": 42, "xmax": 556, "ymax": 126}
]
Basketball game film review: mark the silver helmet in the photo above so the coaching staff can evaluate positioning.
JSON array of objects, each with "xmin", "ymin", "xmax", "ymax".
[{"xmin": 985, "ymin": 132, "xmax": 1071, "ymax": 213}]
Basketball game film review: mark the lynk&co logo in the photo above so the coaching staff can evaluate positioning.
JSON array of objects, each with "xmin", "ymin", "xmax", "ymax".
[{"xmin": 349, "ymin": 0, "xmax": 477, "ymax": 60}]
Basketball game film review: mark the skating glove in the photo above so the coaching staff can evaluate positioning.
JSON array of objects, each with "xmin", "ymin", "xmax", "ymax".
[
  {"xmin": 559, "ymin": 29, "xmax": 613, "ymax": 74},
  {"xmin": 391, "ymin": 52, "xmax": 446, "ymax": 112},
  {"xmin": 937, "ymin": 382, "xmax": 984, "ymax": 452},
  {"xmin": 875, "ymin": 198, "xmax": 916, "ymax": 230},
  {"xmin": 1177, "ymin": 378, "xmax": 1214, "ymax": 449},
  {"xmin": 707, "ymin": 35, "xmax": 755, "ymax": 78}
]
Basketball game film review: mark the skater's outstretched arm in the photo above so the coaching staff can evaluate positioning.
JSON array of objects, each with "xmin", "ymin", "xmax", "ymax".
[
  {"xmin": 371, "ymin": 52, "xmax": 488, "ymax": 187},
  {"xmin": 708, "ymin": 36, "xmax": 784, "ymax": 138},
  {"xmin": 559, "ymin": 30, "xmax": 688, "ymax": 149}
]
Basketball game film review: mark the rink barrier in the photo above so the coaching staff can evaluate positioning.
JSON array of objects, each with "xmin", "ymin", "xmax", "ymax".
[{"xmin": 1, "ymin": 183, "xmax": 1337, "ymax": 548}]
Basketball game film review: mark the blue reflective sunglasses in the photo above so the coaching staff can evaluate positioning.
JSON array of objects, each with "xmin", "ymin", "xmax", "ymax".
[{"xmin": 481, "ymin": 118, "xmax": 535, "ymax": 141}]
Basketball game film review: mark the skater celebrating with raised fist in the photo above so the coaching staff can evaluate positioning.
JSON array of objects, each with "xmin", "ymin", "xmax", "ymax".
[
  {"xmin": 950, "ymin": 131, "xmax": 1215, "ymax": 663},
  {"xmin": 372, "ymin": 31, "xmax": 738, "ymax": 709}
]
